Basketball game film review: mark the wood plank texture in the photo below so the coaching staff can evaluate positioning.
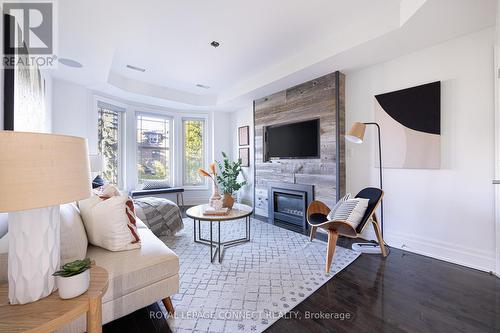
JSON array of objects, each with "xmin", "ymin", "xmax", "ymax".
[{"xmin": 254, "ymin": 72, "xmax": 346, "ymax": 213}]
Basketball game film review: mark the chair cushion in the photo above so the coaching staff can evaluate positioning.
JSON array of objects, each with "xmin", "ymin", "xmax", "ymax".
[
  {"xmin": 308, "ymin": 213, "xmax": 329, "ymax": 225},
  {"xmin": 87, "ymin": 227, "xmax": 178, "ymax": 303},
  {"xmin": 60, "ymin": 203, "xmax": 88, "ymax": 265},
  {"xmin": 140, "ymin": 179, "xmax": 171, "ymax": 190}
]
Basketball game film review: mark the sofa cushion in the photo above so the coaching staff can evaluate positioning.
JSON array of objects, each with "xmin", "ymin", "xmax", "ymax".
[
  {"xmin": 135, "ymin": 217, "xmax": 148, "ymax": 229},
  {"xmin": 60, "ymin": 203, "xmax": 88, "ymax": 264},
  {"xmin": 86, "ymin": 227, "xmax": 178, "ymax": 303}
]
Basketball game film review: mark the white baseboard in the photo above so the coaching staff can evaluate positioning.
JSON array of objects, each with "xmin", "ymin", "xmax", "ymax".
[{"xmin": 385, "ymin": 230, "xmax": 496, "ymax": 274}]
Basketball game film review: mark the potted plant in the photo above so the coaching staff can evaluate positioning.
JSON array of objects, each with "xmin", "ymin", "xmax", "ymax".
[
  {"xmin": 53, "ymin": 258, "xmax": 92, "ymax": 299},
  {"xmin": 215, "ymin": 152, "xmax": 247, "ymax": 209}
]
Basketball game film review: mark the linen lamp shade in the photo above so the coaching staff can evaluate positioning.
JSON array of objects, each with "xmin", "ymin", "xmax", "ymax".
[
  {"xmin": 0, "ymin": 131, "xmax": 92, "ymax": 304},
  {"xmin": 0, "ymin": 132, "xmax": 92, "ymax": 212},
  {"xmin": 345, "ymin": 122, "xmax": 366, "ymax": 144}
]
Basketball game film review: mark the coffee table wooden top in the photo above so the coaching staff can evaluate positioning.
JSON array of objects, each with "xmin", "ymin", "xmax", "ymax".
[
  {"xmin": 0, "ymin": 266, "xmax": 108, "ymax": 333},
  {"xmin": 186, "ymin": 203, "xmax": 253, "ymax": 221}
]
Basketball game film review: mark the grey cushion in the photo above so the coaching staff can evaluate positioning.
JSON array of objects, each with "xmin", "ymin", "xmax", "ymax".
[{"xmin": 140, "ymin": 179, "xmax": 170, "ymax": 190}]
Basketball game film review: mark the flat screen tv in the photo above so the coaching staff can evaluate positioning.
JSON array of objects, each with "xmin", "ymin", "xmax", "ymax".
[{"xmin": 264, "ymin": 119, "xmax": 320, "ymax": 160}]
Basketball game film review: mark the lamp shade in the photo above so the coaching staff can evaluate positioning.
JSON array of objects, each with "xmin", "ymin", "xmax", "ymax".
[
  {"xmin": 345, "ymin": 122, "xmax": 366, "ymax": 144},
  {"xmin": 0, "ymin": 131, "xmax": 92, "ymax": 212},
  {"xmin": 89, "ymin": 154, "xmax": 104, "ymax": 173}
]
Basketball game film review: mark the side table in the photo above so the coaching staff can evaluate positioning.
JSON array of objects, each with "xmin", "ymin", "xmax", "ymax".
[{"xmin": 0, "ymin": 266, "xmax": 109, "ymax": 333}]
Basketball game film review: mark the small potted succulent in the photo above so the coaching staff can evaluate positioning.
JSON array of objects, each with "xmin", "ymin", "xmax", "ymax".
[
  {"xmin": 215, "ymin": 152, "xmax": 247, "ymax": 209},
  {"xmin": 53, "ymin": 258, "xmax": 92, "ymax": 299}
]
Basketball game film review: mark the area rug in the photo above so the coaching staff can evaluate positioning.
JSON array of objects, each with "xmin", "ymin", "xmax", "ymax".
[{"xmin": 161, "ymin": 217, "xmax": 360, "ymax": 333}]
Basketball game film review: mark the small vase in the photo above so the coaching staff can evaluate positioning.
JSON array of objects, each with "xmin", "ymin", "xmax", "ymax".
[
  {"xmin": 222, "ymin": 193, "xmax": 235, "ymax": 209},
  {"xmin": 56, "ymin": 269, "xmax": 90, "ymax": 299},
  {"xmin": 209, "ymin": 184, "xmax": 223, "ymax": 208}
]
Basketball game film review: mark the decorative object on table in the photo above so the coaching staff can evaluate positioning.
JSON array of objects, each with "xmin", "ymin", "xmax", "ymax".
[
  {"xmin": 133, "ymin": 196, "xmax": 184, "ymax": 237},
  {"xmin": 89, "ymin": 154, "xmax": 105, "ymax": 189},
  {"xmin": 238, "ymin": 125, "xmax": 249, "ymax": 146},
  {"xmin": 374, "ymin": 81, "xmax": 441, "ymax": 169},
  {"xmin": 346, "ymin": 121, "xmax": 387, "ymax": 254},
  {"xmin": 215, "ymin": 152, "xmax": 247, "ymax": 209},
  {"xmin": 0, "ymin": 266, "xmax": 109, "ymax": 333},
  {"xmin": 202, "ymin": 206, "xmax": 230, "ymax": 216},
  {"xmin": 79, "ymin": 184, "xmax": 141, "ymax": 252},
  {"xmin": 307, "ymin": 187, "xmax": 387, "ymax": 273},
  {"xmin": 53, "ymin": 258, "xmax": 92, "ymax": 299},
  {"xmin": 198, "ymin": 163, "xmax": 223, "ymax": 208},
  {"xmin": 239, "ymin": 147, "xmax": 250, "ymax": 167},
  {"xmin": 0, "ymin": 132, "xmax": 91, "ymax": 305}
]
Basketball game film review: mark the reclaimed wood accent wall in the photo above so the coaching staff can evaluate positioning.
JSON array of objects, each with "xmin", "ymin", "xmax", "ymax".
[{"xmin": 253, "ymin": 71, "xmax": 345, "ymax": 217}]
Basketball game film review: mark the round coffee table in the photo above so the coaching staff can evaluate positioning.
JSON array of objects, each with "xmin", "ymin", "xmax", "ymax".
[{"xmin": 186, "ymin": 203, "xmax": 253, "ymax": 263}]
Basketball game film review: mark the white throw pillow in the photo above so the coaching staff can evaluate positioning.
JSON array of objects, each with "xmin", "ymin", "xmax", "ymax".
[
  {"xmin": 60, "ymin": 203, "xmax": 88, "ymax": 264},
  {"xmin": 327, "ymin": 193, "xmax": 351, "ymax": 221},
  {"xmin": 332, "ymin": 198, "xmax": 370, "ymax": 229},
  {"xmin": 79, "ymin": 187, "xmax": 141, "ymax": 252}
]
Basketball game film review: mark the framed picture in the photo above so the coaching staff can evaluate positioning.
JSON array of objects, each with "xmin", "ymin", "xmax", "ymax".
[
  {"xmin": 239, "ymin": 147, "xmax": 250, "ymax": 167},
  {"xmin": 238, "ymin": 126, "xmax": 249, "ymax": 146}
]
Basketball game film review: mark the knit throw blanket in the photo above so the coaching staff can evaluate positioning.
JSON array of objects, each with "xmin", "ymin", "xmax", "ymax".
[{"xmin": 133, "ymin": 197, "xmax": 184, "ymax": 237}]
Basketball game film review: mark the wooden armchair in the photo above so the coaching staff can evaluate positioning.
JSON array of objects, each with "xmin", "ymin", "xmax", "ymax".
[{"xmin": 307, "ymin": 187, "xmax": 387, "ymax": 273}]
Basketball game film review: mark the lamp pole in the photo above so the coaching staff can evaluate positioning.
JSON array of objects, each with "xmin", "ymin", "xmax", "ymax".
[{"xmin": 364, "ymin": 122, "xmax": 384, "ymax": 236}]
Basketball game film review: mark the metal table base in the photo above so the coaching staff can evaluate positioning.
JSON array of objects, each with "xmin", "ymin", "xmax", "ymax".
[{"xmin": 192, "ymin": 216, "xmax": 251, "ymax": 263}]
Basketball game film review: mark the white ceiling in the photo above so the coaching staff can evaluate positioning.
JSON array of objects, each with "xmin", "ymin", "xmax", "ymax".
[{"xmin": 50, "ymin": 0, "xmax": 497, "ymax": 110}]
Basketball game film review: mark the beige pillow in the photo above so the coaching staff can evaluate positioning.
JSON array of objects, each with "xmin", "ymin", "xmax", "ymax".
[
  {"xmin": 79, "ymin": 187, "xmax": 141, "ymax": 252},
  {"xmin": 60, "ymin": 203, "xmax": 88, "ymax": 265}
]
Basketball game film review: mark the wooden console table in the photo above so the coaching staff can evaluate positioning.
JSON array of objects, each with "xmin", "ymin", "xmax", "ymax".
[{"xmin": 0, "ymin": 266, "xmax": 109, "ymax": 333}]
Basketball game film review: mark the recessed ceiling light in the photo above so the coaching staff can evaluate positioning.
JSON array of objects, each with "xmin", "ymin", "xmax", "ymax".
[
  {"xmin": 210, "ymin": 41, "xmax": 220, "ymax": 48},
  {"xmin": 126, "ymin": 64, "xmax": 146, "ymax": 72},
  {"xmin": 58, "ymin": 58, "xmax": 83, "ymax": 68},
  {"xmin": 196, "ymin": 83, "xmax": 210, "ymax": 89}
]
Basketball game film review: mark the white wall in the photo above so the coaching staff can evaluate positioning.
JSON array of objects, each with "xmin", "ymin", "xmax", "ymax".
[
  {"xmin": 229, "ymin": 106, "xmax": 254, "ymax": 205},
  {"xmin": 346, "ymin": 28, "xmax": 496, "ymax": 272},
  {"xmin": 52, "ymin": 79, "xmax": 89, "ymax": 138}
]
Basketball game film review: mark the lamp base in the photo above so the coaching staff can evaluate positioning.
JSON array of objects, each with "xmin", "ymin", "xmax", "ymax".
[
  {"xmin": 352, "ymin": 242, "xmax": 383, "ymax": 254},
  {"xmin": 8, "ymin": 206, "xmax": 60, "ymax": 304}
]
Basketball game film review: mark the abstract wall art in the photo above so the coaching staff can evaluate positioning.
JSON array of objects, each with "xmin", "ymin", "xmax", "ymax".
[{"xmin": 375, "ymin": 81, "xmax": 441, "ymax": 169}]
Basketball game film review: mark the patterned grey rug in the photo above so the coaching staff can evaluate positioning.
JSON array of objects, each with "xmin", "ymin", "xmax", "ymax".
[{"xmin": 161, "ymin": 217, "xmax": 360, "ymax": 333}]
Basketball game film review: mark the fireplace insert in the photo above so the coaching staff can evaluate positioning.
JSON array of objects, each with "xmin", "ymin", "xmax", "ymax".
[{"xmin": 268, "ymin": 182, "xmax": 314, "ymax": 230}]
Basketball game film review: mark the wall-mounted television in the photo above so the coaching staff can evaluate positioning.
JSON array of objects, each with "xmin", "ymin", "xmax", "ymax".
[{"xmin": 264, "ymin": 119, "xmax": 320, "ymax": 161}]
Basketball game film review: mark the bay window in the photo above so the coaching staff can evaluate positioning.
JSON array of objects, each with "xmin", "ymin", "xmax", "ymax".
[
  {"xmin": 136, "ymin": 113, "xmax": 172, "ymax": 185},
  {"xmin": 183, "ymin": 118, "xmax": 206, "ymax": 186},
  {"xmin": 97, "ymin": 102, "xmax": 124, "ymax": 186}
]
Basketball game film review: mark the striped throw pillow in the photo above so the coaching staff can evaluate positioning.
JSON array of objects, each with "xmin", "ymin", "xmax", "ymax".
[
  {"xmin": 327, "ymin": 193, "xmax": 351, "ymax": 221},
  {"xmin": 332, "ymin": 198, "xmax": 369, "ymax": 229}
]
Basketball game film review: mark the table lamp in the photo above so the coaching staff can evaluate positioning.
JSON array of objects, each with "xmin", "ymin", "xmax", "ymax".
[
  {"xmin": 345, "ymin": 122, "xmax": 386, "ymax": 254},
  {"xmin": 0, "ymin": 132, "xmax": 91, "ymax": 304}
]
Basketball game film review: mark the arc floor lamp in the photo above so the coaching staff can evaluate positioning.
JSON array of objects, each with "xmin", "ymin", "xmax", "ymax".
[{"xmin": 345, "ymin": 121, "xmax": 386, "ymax": 254}]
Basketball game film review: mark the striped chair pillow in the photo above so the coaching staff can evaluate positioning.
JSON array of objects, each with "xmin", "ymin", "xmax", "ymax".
[
  {"xmin": 332, "ymin": 198, "xmax": 370, "ymax": 229},
  {"xmin": 327, "ymin": 193, "xmax": 351, "ymax": 221}
]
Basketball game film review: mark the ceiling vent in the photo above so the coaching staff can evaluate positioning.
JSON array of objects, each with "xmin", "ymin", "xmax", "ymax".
[
  {"xmin": 126, "ymin": 64, "xmax": 146, "ymax": 72},
  {"xmin": 196, "ymin": 83, "xmax": 210, "ymax": 89}
]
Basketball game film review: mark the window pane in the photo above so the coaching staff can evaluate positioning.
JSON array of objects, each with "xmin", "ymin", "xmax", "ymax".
[
  {"xmin": 98, "ymin": 107, "xmax": 120, "ymax": 185},
  {"xmin": 137, "ymin": 114, "xmax": 170, "ymax": 184},
  {"xmin": 183, "ymin": 119, "xmax": 205, "ymax": 185}
]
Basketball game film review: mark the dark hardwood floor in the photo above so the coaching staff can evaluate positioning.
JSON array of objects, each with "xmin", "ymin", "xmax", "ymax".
[{"xmin": 104, "ymin": 210, "xmax": 500, "ymax": 333}]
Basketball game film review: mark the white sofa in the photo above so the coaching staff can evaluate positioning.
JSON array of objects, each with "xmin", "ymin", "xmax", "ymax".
[{"xmin": 0, "ymin": 207, "xmax": 179, "ymax": 332}]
